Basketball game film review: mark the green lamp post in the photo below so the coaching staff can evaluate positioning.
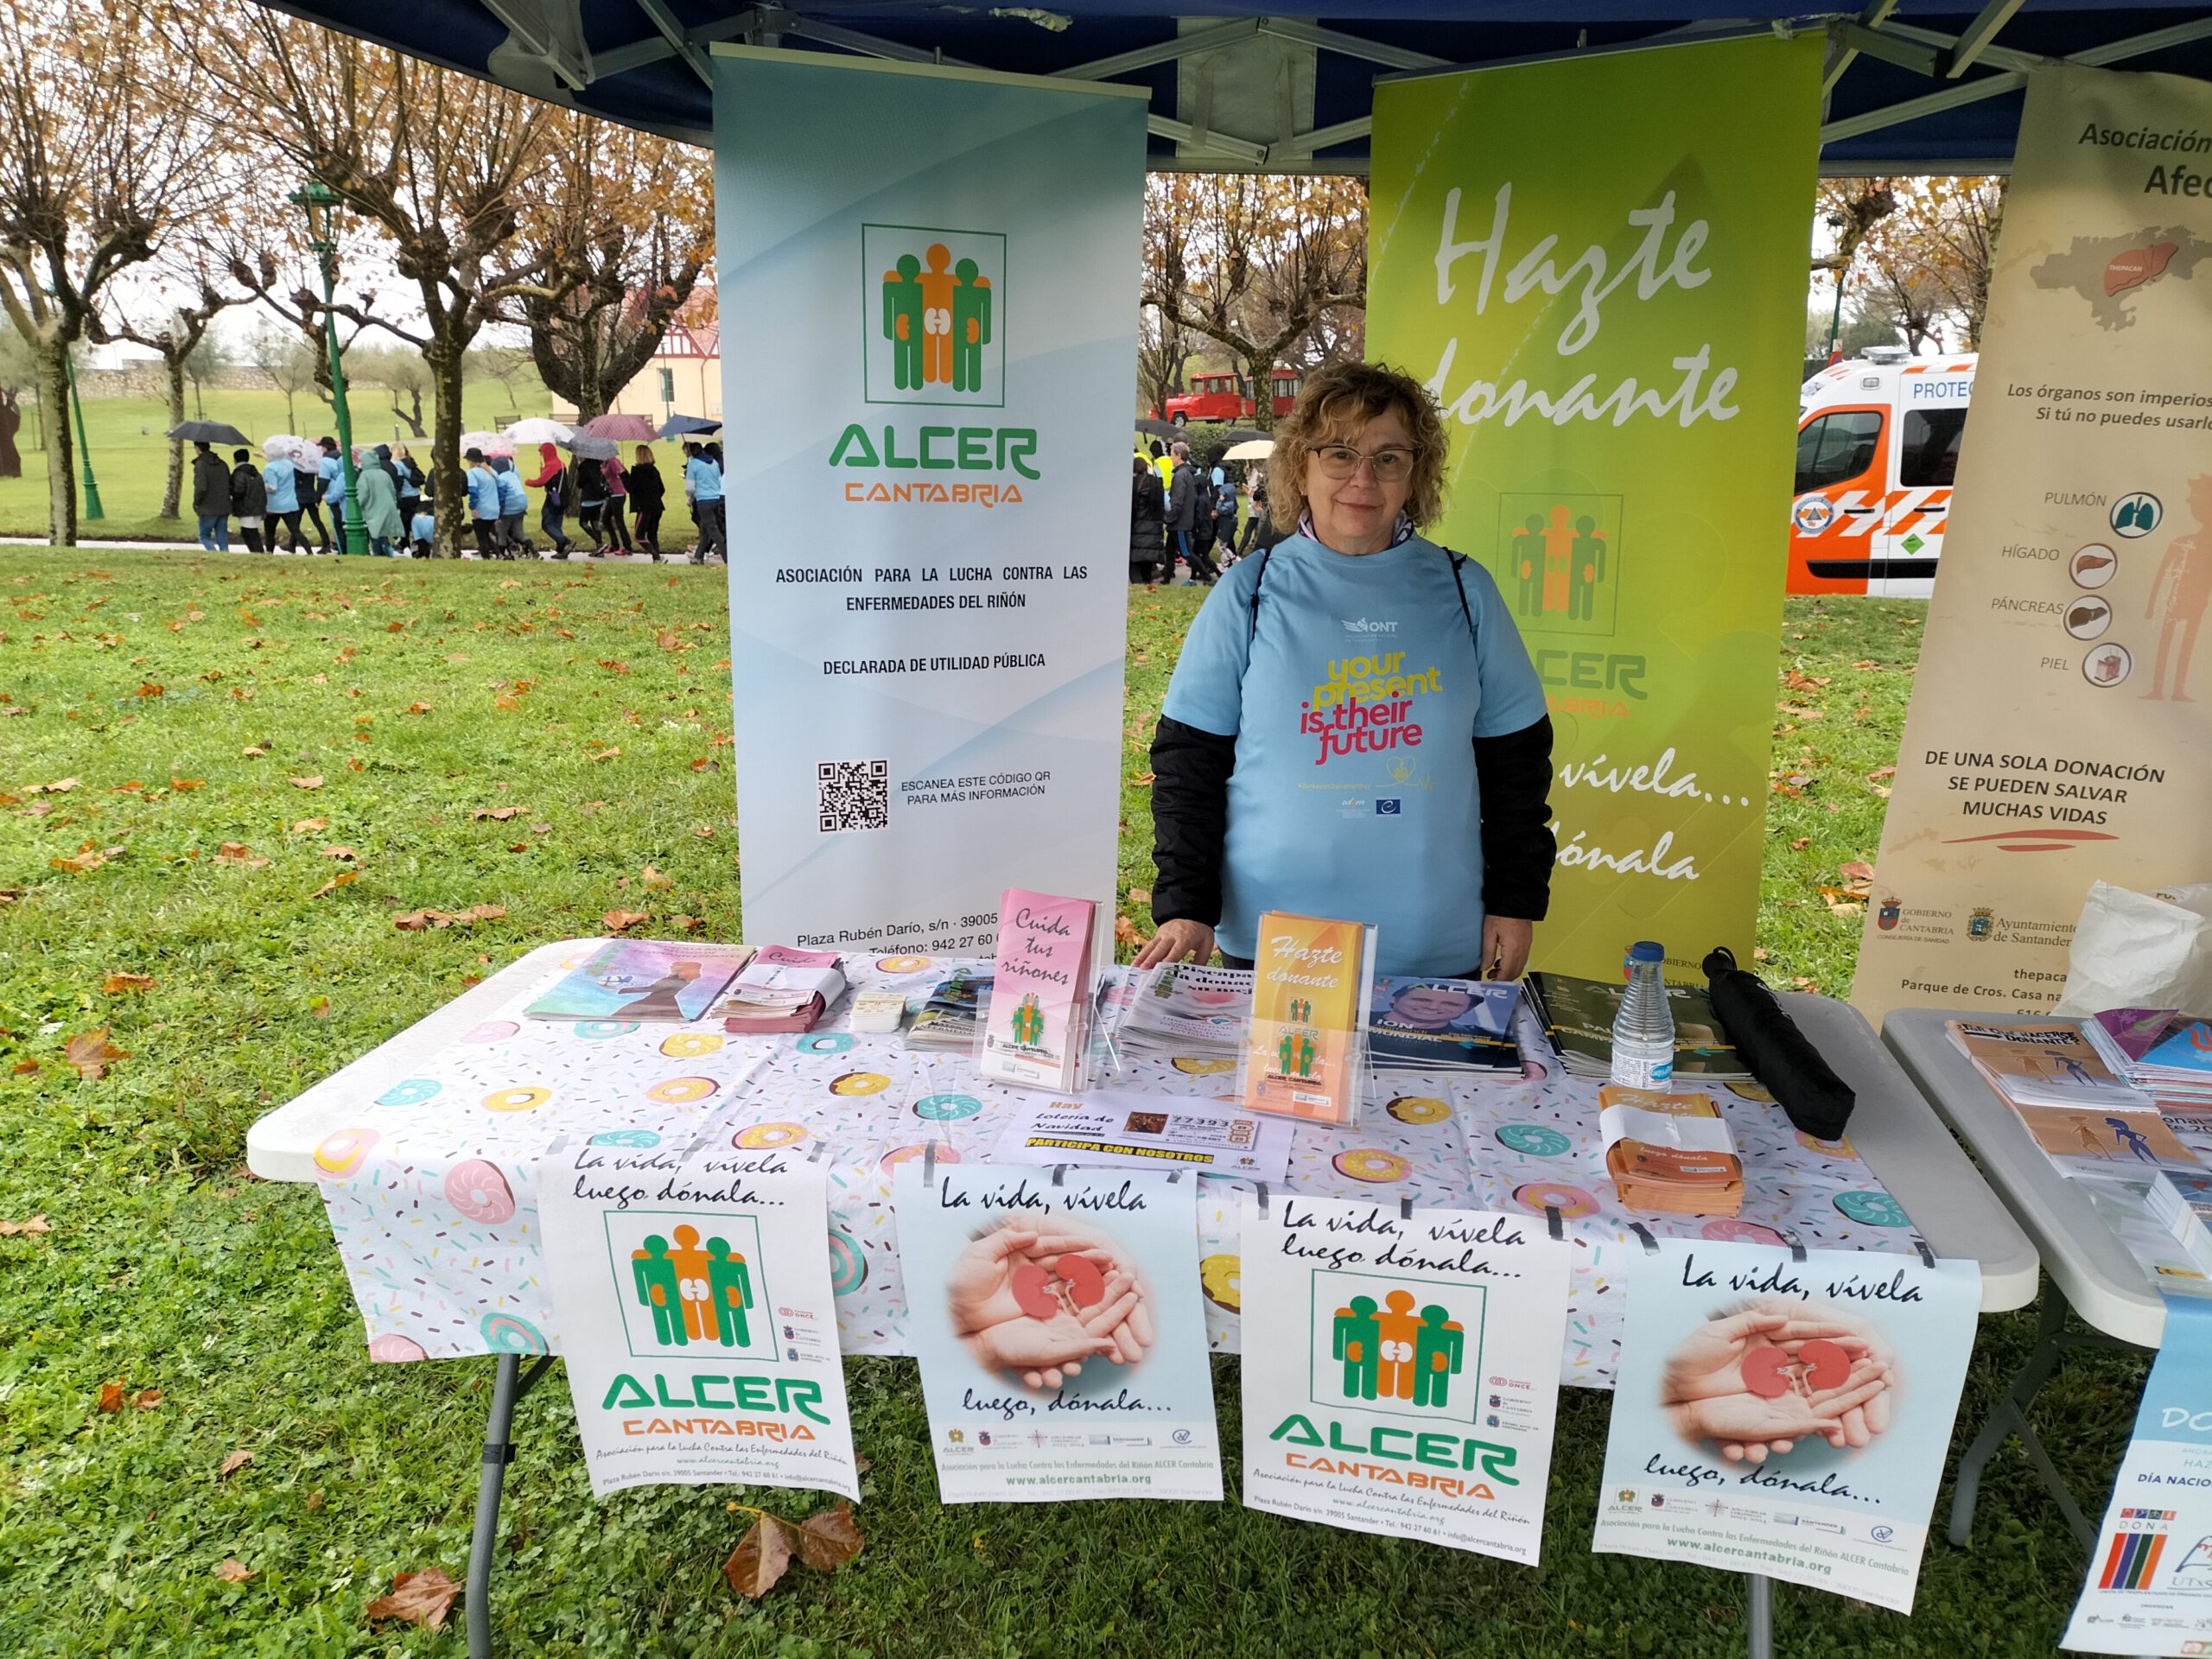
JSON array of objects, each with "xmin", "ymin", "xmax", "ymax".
[
  {"xmin": 289, "ymin": 180, "xmax": 369, "ymax": 556},
  {"xmin": 63, "ymin": 340, "xmax": 102, "ymax": 520}
]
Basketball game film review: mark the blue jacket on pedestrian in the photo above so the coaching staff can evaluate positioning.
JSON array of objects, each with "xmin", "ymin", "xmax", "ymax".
[
  {"xmin": 465, "ymin": 464, "xmax": 500, "ymax": 520},
  {"xmin": 318, "ymin": 452, "xmax": 347, "ymax": 510},
  {"xmin": 493, "ymin": 466, "xmax": 526, "ymax": 516},
  {"xmin": 685, "ymin": 455, "xmax": 722, "ymax": 504},
  {"xmin": 262, "ymin": 461, "xmax": 300, "ymax": 514}
]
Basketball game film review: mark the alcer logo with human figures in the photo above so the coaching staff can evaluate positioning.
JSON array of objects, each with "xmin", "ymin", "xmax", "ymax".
[
  {"xmin": 1311, "ymin": 1271, "xmax": 1486, "ymax": 1423},
  {"xmin": 862, "ymin": 224, "xmax": 1007, "ymax": 408},
  {"xmin": 603, "ymin": 1211, "xmax": 775, "ymax": 1361}
]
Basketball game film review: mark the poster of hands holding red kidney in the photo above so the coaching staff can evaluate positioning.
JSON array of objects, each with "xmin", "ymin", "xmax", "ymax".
[
  {"xmin": 945, "ymin": 1217, "xmax": 1158, "ymax": 1391},
  {"xmin": 1659, "ymin": 1298, "xmax": 1897, "ymax": 1465}
]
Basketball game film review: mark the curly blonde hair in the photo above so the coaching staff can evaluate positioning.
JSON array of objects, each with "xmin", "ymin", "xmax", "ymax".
[{"xmin": 1267, "ymin": 360, "xmax": 1449, "ymax": 533}]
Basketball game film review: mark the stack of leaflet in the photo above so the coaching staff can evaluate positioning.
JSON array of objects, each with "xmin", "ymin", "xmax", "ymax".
[
  {"xmin": 1116, "ymin": 963, "xmax": 1251, "ymax": 1062},
  {"xmin": 1522, "ymin": 971, "xmax": 1751, "ymax": 1082},
  {"xmin": 977, "ymin": 888, "xmax": 1099, "ymax": 1092},
  {"xmin": 2082, "ymin": 1009, "xmax": 2212, "ymax": 1108},
  {"xmin": 1366, "ymin": 976, "xmax": 1522, "ymax": 1074},
  {"xmin": 2072, "ymin": 1172, "xmax": 2212, "ymax": 1298},
  {"xmin": 1598, "ymin": 1084, "xmax": 1745, "ymax": 1216},
  {"xmin": 713, "ymin": 944, "xmax": 846, "ymax": 1035},
  {"xmin": 1947, "ymin": 1020, "xmax": 2150, "ymax": 1112},
  {"xmin": 905, "ymin": 968, "xmax": 992, "ymax": 1052},
  {"xmin": 524, "ymin": 939, "xmax": 754, "ymax": 1022}
]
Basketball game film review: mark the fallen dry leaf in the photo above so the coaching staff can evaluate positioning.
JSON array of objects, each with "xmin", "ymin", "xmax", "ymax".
[
  {"xmin": 691, "ymin": 823, "xmax": 715, "ymax": 840},
  {"xmin": 792, "ymin": 1503, "xmax": 866, "ymax": 1572},
  {"xmin": 289, "ymin": 817, "xmax": 327, "ymax": 834},
  {"xmin": 591, "ymin": 747, "xmax": 622, "ymax": 762},
  {"xmin": 215, "ymin": 842, "xmax": 270, "ymax": 868},
  {"xmin": 669, "ymin": 913, "xmax": 705, "ymax": 932},
  {"xmin": 1752, "ymin": 946, "xmax": 1771, "ymax": 963},
  {"xmin": 1787, "ymin": 836, "xmax": 1810, "ymax": 851},
  {"xmin": 0, "ymin": 1215, "xmax": 51, "ymax": 1236},
  {"xmin": 309, "ymin": 995, "xmax": 331, "ymax": 1019},
  {"xmin": 1867, "ymin": 766, "xmax": 1897, "ymax": 781},
  {"xmin": 103, "ymin": 973, "xmax": 155, "ymax": 994},
  {"xmin": 723, "ymin": 1515, "xmax": 798, "ymax": 1599},
  {"xmin": 133, "ymin": 1389, "xmax": 162, "ymax": 1410},
  {"xmin": 170, "ymin": 775, "xmax": 204, "ymax": 791},
  {"xmin": 64, "ymin": 1028, "xmax": 129, "ymax": 1079},
  {"xmin": 319, "ymin": 845, "xmax": 358, "ymax": 861},
  {"xmin": 218, "ymin": 1449, "xmax": 254, "ymax": 1478},
  {"xmin": 404, "ymin": 702, "xmax": 432, "ymax": 715},
  {"xmin": 603, "ymin": 909, "xmax": 650, "ymax": 933},
  {"xmin": 1114, "ymin": 915, "xmax": 1145, "ymax": 948},
  {"xmin": 471, "ymin": 806, "xmax": 524, "ymax": 822},
  {"xmin": 97, "ymin": 1381, "xmax": 124, "ymax": 1413},
  {"xmin": 1127, "ymin": 887, "xmax": 1152, "ymax": 906},
  {"xmin": 365, "ymin": 1568, "xmax": 461, "ymax": 1631},
  {"xmin": 1128, "ymin": 772, "xmax": 1156, "ymax": 786},
  {"xmin": 289, "ymin": 776, "xmax": 323, "ymax": 791},
  {"xmin": 240, "ymin": 745, "xmax": 266, "ymax": 758},
  {"xmin": 214, "ymin": 1559, "xmax": 254, "ymax": 1584},
  {"xmin": 1839, "ymin": 860, "xmax": 1878, "ymax": 893},
  {"xmin": 309, "ymin": 871, "xmax": 359, "ymax": 899},
  {"xmin": 639, "ymin": 865, "xmax": 673, "ymax": 890}
]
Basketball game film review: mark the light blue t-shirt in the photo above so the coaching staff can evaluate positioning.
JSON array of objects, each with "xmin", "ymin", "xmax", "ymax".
[
  {"xmin": 686, "ymin": 455, "xmax": 722, "ymax": 504},
  {"xmin": 494, "ymin": 468, "xmax": 526, "ymax": 516},
  {"xmin": 261, "ymin": 461, "xmax": 298, "ymax": 514},
  {"xmin": 1160, "ymin": 531, "xmax": 1546, "ymax": 976},
  {"xmin": 410, "ymin": 512, "xmax": 435, "ymax": 543},
  {"xmin": 465, "ymin": 465, "xmax": 500, "ymax": 520},
  {"xmin": 318, "ymin": 453, "xmax": 346, "ymax": 508}
]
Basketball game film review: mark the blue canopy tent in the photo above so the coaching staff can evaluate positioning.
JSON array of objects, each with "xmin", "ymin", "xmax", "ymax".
[{"xmin": 255, "ymin": 1, "xmax": 2212, "ymax": 171}]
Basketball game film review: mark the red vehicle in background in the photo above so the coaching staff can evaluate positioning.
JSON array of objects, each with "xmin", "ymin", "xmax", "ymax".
[{"xmin": 1161, "ymin": 368, "xmax": 1302, "ymax": 424}]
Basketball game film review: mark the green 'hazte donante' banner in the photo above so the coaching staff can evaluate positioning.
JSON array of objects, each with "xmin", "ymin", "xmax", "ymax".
[{"xmin": 1369, "ymin": 34, "xmax": 1821, "ymax": 983}]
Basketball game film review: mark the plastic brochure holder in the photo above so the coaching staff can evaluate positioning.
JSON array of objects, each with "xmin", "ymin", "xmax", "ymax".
[
  {"xmin": 971, "ymin": 892, "xmax": 1102, "ymax": 1094},
  {"xmin": 1238, "ymin": 917, "xmax": 1377, "ymax": 1130},
  {"xmin": 1093, "ymin": 960, "xmax": 1255, "ymax": 1088}
]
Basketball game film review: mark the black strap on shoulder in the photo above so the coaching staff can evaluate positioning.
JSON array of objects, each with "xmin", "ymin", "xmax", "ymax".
[{"xmin": 1246, "ymin": 541, "xmax": 1477, "ymax": 647}]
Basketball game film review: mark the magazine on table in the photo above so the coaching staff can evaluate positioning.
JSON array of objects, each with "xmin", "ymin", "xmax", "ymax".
[
  {"xmin": 1947, "ymin": 1020, "xmax": 2148, "ymax": 1111},
  {"xmin": 1365, "ymin": 976, "xmax": 1522, "ymax": 1071},
  {"xmin": 1118, "ymin": 962, "xmax": 1251, "ymax": 1054},
  {"xmin": 904, "ymin": 968, "xmax": 993, "ymax": 1052},
  {"xmin": 524, "ymin": 939, "xmax": 754, "ymax": 1022}
]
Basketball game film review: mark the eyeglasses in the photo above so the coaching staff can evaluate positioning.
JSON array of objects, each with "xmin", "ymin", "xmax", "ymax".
[{"xmin": 1312, "ymin": 444, "xmax": 1415, "ymax": 482}]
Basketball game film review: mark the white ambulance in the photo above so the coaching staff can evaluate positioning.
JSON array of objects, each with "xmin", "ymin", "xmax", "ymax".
[{"xmin": 1788, "ymin": 346, "xmax": 1974, "ymax": 598}]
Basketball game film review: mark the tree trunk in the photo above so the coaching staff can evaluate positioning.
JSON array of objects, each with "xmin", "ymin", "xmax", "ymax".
[
  {"xmin": 391, "ymin": 386, "xmax": 426, "ymax": 439},
  {"xmin": 35, "ymin": 337, "xmax": 74, "ymax": 548},
  {"xmin": 161, "ymin": 351, "xmax": 187, "ymax": 518},
  {"xmin": 427, "ymin": 336, "xmax": 468, "ymax": 559},
  {"xmin": 1237, "ymin": 351, "xmax": 1274, "ymax": 432},
  {"xmin": 0, "ymin": 389, "xmax": 21, "ymax": 480}
]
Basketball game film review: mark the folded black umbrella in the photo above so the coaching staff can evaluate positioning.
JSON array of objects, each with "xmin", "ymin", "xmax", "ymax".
[
  {"xmin": 167, "ymin": 420, "xmax": 252, "ymax": 447},
  {"xmin": 1702, "ymin": 947, "xmax": 1856, "ymax": 1141}
]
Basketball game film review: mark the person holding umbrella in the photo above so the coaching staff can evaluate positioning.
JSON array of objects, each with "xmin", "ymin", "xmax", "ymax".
[
  {"xmin": 190, "ymin": 442, "xmax": 232, "ymax": 550},
  {"xmin": 260, "ymin": 446, "xmax": 303, "ymax": 554},
  {"xmin": 626, "ymin": 444, "xmax": 665, "ymax": 561},
  {"xmin": 229, "ymin": 449, "xmax": 268, "ymax": 554},
  {"xmin": 526, "ymin": 442, "xmax": 572, "ymax": 559}
]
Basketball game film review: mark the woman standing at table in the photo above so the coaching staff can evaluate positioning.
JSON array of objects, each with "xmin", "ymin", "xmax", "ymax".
[{"xmin": 1135, "ymin": 359, "xmax": 1556, "ymax": 981}]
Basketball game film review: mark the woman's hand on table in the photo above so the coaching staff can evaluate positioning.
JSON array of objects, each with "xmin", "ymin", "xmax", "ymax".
[
  {"xmin": 1134, "ymin": 918, "xmax": 1215, "ymax": 969},
  {"xmin": 1482, "ymin": 916, "xmax": 1535, "ymax": 980}
]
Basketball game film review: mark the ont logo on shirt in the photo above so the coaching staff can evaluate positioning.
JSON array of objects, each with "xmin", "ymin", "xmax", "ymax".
[{"xmin": 1340, "ymin": 617, "xmax": 1400, "ymax": 634}]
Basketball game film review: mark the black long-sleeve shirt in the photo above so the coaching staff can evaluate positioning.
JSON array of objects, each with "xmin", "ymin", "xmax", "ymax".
[{"xmin": 1148, "ymin": 713, "xmax": 1556, "ymax": 930}]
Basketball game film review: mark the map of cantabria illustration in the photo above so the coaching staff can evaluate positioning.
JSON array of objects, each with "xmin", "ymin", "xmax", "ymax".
[{"xmin": 2031, "ymin": 226, "xmax": 2212, "ymax": 330}]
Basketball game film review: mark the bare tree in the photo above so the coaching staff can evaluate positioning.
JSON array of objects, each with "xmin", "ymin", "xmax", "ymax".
[
  {"xmin": 244, "ymin": 317, "xmax": 319, "ymax": 432},
  {"xmin": 1135, "ymin": 302, "xmax": 1195, "ymax": 420},
  {"xmin": 511, "ymin": 119, "xmax": 713, "ymax": 422},
  {"xmin": 1143, "ymin": 174, "xmax": 1366, "ymax": 431},
  {"xmin": 102, "ymin": 234, "xmax": 248, "ymax": 516},
  {"xmin": 0, "ymin": 1, "xmax": 217, "ymax": 543},
  {"xmin": 467, "ymin": 341, "xmax": 537, "ymax": 416},
  {"xmin": 178, "ymin": 7, "xmax": 568, "ymax": 554}
]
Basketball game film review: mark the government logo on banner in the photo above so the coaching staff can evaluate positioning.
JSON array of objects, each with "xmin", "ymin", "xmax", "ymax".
[
  {"xmin": 604, "ymin": 1210, "xmax": 777, "ymax": 1361},
  {"xmin": 862, "ymin": 224, "xmax": 1007, "ymax": 408}
]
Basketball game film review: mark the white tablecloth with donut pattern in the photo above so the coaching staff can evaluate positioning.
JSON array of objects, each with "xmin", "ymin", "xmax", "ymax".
[{"xmin": 308, "ymin": 948, "xmax": 1921, "ymax": 1389}]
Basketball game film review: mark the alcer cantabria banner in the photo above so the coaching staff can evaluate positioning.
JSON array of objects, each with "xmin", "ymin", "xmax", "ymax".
[
  {"xmin": 714, "ymin": 48, "xmax": 1147, "ymax": 955},
  {"xmin": 1369, "ymin": 33, "xmax": 1821, "ymax": 983},
  {"xmin": 1853, "ymin": 65, "xmax": 2212, "ymax": 1024}
]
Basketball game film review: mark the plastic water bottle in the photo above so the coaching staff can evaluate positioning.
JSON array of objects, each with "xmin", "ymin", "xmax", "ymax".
[{"xmin": 1610, "ymin": 941, "xmax": 1675, "ymax": 1090}]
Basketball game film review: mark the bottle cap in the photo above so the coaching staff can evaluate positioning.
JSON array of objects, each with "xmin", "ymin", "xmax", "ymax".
[{"xmin": 1629, "ymin": 941, "xmax": 1664, "ymax": 963}]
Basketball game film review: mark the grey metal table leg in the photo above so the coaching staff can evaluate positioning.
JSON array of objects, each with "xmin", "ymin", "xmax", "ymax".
[
  {"xmin": 1949, "ymin": 1287, "xmax": 2072, "ymax": 1546},
  {"xmin": 466, "ymin": 1353, "xmax": 556, "ymax": 1659},
  {"xmin": 1747, "ymin": 1573, "xmax": 1773, "ymax": 1659}
]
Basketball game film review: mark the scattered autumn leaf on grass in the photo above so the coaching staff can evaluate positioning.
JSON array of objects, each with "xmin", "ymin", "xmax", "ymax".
[
  {"xmin": 309, "ymin": 996, "xmax": 331, "ymax": 1019},
  {"xmin": 597, "ymin": 660, "xmax": 630, "ymax": 674},
  {"xmin": 319, "ymin": 845, "xmax": 358, "ymax": 861},
  {"xmin": 137, "ymin": 682, "xmax": 163, "ymax": 697},
  {"xmin": 170, "ymin": 775, "xmax": 203, "ymax": 791},
  {"xmin": 290, "ymin": 817, "xmax": 327, "ymax": 834},
  {"xmin": 1838, "ymin": 860, "xmax": 1877, "ymax": 895},
  {"xmin": 365, "ymin": 1568, "xmax": 461, "ymax": 1631},
  {"xmin": 391, "ymin": 905, "xmax": 507, "ymax": 932},
  {"xmin": 639, "ymin": 865, "xmax": 673, "ymax": 890},
  {"xmin": 98, "ymin": 1382, "xmax": 125, "ymax": 1412},
  {"xmin": 1128, "ymin": 772, "xmax": 1155, "ymax": 786},
  {"xmin": 214, "ymin": 1560, "xmax": 254, "ymax": 1584},
  {"xmin": 65, "ymin": 1028, "xmax": 129, "ymax": 1079},
  {"xmin": 27, "ymin": 778, "xmax": 79, "ymax": 794},
  {"xmin": 1127, "ymin": 887, "xmax": 1152, "ymax": 906},
  {"xmin": 218, "ymin": 1449, "xmax": 254, "ymax": 1478},
  {"xmin": 1867, "ymin": 766, "xmax": 1897, "ymax": 781},
  {"xmin": 0, "ymin": 1215, "xmax": 52, "ymax": 1236},
  {"xmin": 1787, "ymin": 836, "xmax": 1810, "ymax": 851},
  {"xmin": 795, "ymin": 1503, "xmax": 866, "ymax": 1571},
  {"xmin": 310, "ymin": 871, "xmax": 359, "ymax": 899},
  {"xmin": 289, "ymin": 776, "xmax": 323, "ymax": 791},
  {"xmin": 603, "ymin": 909, "xmax": 650, "ymax": 933},
  {"xmin": 691, "ymin": 823, "xmax": 715, "ymax": 840},
  {"xmin": 591, "ymin": 747, "xmax": 622, "ymax": 762},
  {"xmin": 471, "ymin": 806, "xmax": 524, "ymax": 821},
  {"xmin": 1114, "ymin": 915, "xmax": 1145, "ymax": 948},
  {"xmin": 1752, "ymin": 946, "xmax": 1772, "ymax": 963},
  {"xmin": 404, "ymin": 702, "xmax": 433, "ymax": 715},
  {"xmin": 103, "ymin": 973, "xmax": 155, "ymax": 994},
  {"xmin": 241, "ymin": 745, "xmax": 266, "ymax": 759},
  {"xmin": 723, "ymin": 1504, "xmax": 865, "ymax": 1600},
  {"xmin": 669, "ymin": 914, "xmax": 705, "ymax": 932},
  {"xmin": 216, "ymin": 843, "xmax": 270, "ymax": 868}
]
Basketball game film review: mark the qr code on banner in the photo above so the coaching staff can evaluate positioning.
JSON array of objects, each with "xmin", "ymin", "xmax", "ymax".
[{"xmin": 817, "ymin": 759, "xmax": 890, "ymax": 833}]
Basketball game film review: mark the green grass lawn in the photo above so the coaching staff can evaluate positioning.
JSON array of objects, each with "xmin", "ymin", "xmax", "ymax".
[
  {"xmin": 2, "ymin": 389, "xmax": 714, "ymax": 545},
  {"xmin": 0, "ymin": 555, "xmax": 2141, "ymax": 1656}
]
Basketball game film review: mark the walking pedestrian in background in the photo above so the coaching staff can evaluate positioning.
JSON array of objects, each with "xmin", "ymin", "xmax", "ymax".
[
  {"xmin": 464, "ymin": 448, "xmax": 504, "ymax": 560},
  {"xmin": 393, "ymin": 444, "xmax": 423, "ymax": 536},
  {"xmin": 356, "ymin": 445, "xmax": 402, "ymax": 557},
  {"xmin": 1165, "ymin": 449, "xmax": 1196, "ymax": 581},
  {"xmin": 626, "ymin": 444, "xmax": 664, "ymax": 561},
  {"xmin": 684, "ymin": 442, "xmax": 724, "ymax": 564},
  {"xmin": 191, "ymin": 442, "xmax": 232, "ymax": 551},
  {"xmin": 527, "ymin": 442, "xmax": 571, "ymax": 558},
  {"xmin": 492, "ymin": 455, "xmax": 531, "ymax": 556},
  {"xmin": 317, "ymin": 437, "xmax": 350, "ymax": 553},
  {"xmin": 228, "ymin": 448, "xmax": 267, "ymax": 554},
  {"xmin": 1129, "ymin": 455, "xmax": 1165, "ymax": 583},
  {"xmin": 261, "ymin": 448, "xmax": 302, "ymax": 554},
  {"xmin": 575, "ymin": 454, "xmax": 607, "ymax": 554},
  {"xmin": 298, "ymin": 455, "xmax": 332, "ymax": 553},
  {"xmin": 601, "ymin": 450, "xmax": 633, "ymax": 556}
]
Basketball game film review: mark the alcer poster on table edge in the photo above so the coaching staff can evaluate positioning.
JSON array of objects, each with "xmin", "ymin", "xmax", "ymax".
[
  {"xmin": 1592, "ymin": 1236, "xmax": 1980, "ymax": 1612},
  {"xmin": 2065, "ymin": 1294, "xmax": 2212, "ymax": 1655},
  {"xmin": 539, "ymin": 1139, "xmax": 860, "ymax": 1500},
  {"xmin": 1238, "ymin": 1193, "xmax": 1572, "ymax": 1563},
  {"xmin": 893, "ymin": 1164, "xmax": 1223, "ymax": 1502}
]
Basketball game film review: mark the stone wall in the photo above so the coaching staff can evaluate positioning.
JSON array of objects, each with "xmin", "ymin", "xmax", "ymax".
[{"xmin": 76, "ymin": 365, "xmax": 281, "ymax": 400}]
